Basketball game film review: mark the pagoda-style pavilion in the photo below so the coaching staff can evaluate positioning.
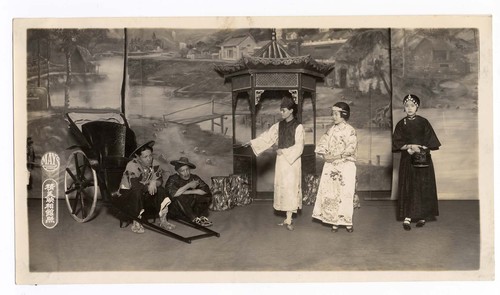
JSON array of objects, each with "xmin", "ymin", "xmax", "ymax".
[{"xmin": 214, "ymin": 30, "xmax": 334, "ymax": 198}]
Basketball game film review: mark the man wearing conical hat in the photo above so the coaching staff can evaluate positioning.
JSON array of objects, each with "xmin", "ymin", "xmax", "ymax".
[
  {"xmin": 245, "ymin": 95, "xmax": 304, "ymax": 231},
  {"xmin": 117, "ymin": 141, "xmax": 175, "ymax": 233}
]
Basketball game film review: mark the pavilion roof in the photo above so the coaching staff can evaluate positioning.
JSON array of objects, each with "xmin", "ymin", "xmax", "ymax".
[
  {"xmin": 214, "ymin": 55, "xmax": 334, "ymax": 78},
  {"xmin": 215, "ymin": 29, "xmax": 334, "ymax": 79},
  {"xmin": 253, "ymin": 38, "xmax": 292, "ymax": 58}
]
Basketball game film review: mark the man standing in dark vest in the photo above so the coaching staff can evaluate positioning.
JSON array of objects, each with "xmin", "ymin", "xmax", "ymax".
[{"xmin": 246, "ymin": 96, "xmax": 305, "ymax": 231}]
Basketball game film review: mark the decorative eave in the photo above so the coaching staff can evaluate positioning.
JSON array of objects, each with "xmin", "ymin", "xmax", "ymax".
[{"xmin": 214, "ymin": 55, "xmax": 334, "ymax": 80}]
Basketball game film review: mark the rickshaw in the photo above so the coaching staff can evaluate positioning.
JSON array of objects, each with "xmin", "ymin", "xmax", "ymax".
[{"xmin": 63, "ymin": 110, "xmax": 220, "ymax": 243}]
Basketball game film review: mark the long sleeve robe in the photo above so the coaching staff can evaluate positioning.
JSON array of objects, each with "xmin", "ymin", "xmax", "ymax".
[
  {"xmin": 312, "ymin": 122, "xmax": 358, "ymax": 226},
  {"xmin": 250, "ymin": 120, "xmax": 304, "ymax": 212},
  {"xmin": 392, "ymin": 115, "xmax": 441, "ymax": 219}
]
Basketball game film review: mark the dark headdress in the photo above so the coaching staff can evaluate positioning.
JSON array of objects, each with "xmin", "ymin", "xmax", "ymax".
[
  {"xmin": 403, "ymin": 94, "xmax": 420, "ymax": 108},
  {"xmin": 170, "ymin": 156, "xmax": 196, "ymax": 171},
  {"xmin": 280, "ymin": 96, "xmax": 295, "ymax": 109}
]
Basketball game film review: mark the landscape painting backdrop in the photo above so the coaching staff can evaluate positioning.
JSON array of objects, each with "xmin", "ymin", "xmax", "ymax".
[{"xmin": 26, "ymin": 27, "xmax": 478, "ymax": 200}]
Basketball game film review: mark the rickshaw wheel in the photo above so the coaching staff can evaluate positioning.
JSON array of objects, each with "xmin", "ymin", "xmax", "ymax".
[{"xmin": 64, "ymin": 150, "xmax": 98, "ymax": 223}]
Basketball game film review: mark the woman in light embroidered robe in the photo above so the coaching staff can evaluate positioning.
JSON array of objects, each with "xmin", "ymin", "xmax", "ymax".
[
  {"xmin": 312, "ymin": 102, "xmax": 357, "ymax": 233},
  {"xmin": 246, "ymin": 96, "xmax": 304, "ymax": 231}
]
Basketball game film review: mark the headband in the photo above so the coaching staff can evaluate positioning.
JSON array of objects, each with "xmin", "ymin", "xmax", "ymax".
[{"xmin": 332, "ymin": 106, "xmax": 348, "ymax": 113}]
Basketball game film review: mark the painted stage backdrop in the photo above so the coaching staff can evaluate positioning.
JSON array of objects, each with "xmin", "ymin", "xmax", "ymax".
[{"xmin": 26, "ymin": 27, "xmax": 478, "ymax": 200}]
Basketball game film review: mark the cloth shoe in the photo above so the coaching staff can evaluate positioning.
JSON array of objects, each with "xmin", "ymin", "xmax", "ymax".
[
  {"xmin": 131, "ymin": 221, "xmax": 145, "ymax": 234},
  {"xmin": 416, "ymin": 220, "xmax": 426, "ymax": 227},
  {"xmin": 159, "ymin": 214, "xmax": 176, "ymax": 230},
  {"xmin": 159, "ymin": 220, "xmax": 176, "ymax": 230},
  {"xmin": 403, "ymin": 217, "xmax": 411, "ymax": 231},
  {"xmin": 199, "ymin": 216, "xmax": 213, "ymax": 227},
  {"xmin": 193, "ymin": 217, "xmax": 203, "ymax": 226},
  {"xmin": 278, "ymin": 220, "xmax": 294, "ymax": 231}
]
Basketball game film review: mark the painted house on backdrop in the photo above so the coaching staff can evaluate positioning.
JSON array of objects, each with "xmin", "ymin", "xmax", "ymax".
[
  {"xmin": 282, "ymin": 29, "xmax": 350, "ymax": 87},
  {"xmin": 403, "ymin": 35, "xmax": 474, "ymax": 79},
  {"xmin": 333, "ymin": 29, "xmax": 391, "ymax": 95},
  {"xmin": 219, "ymin": 34, "xmax": 258, "ymax": 60},
  {"xmin": 186, "ymin": 49, "xmax": 198, "ymax": 59},
  {"xmin": 279, "ymin": 30, "xmax": 299, "ymax": 56}
]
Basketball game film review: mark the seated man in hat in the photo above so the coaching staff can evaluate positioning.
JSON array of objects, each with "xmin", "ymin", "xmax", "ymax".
[
  {"xmin": 116, "ymin": 141, "xmax": 175, "ymax": 233},
  {"xmin": 165, "ymin": 157, "xmax": 213, "ymax": 227}
]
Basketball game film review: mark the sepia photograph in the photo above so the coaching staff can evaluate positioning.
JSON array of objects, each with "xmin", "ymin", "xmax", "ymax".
[{"xmin": 3, "ymin": 2, "xmax": 498, "ymax": 294}]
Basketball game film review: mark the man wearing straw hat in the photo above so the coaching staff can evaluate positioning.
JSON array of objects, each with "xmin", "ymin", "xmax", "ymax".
[{"xmin": 165, "ymin": 157, "xmax": 213, "ymax": 227}]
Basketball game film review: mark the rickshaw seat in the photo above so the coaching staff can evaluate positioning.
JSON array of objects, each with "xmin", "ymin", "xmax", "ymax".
[
  {"xmin": 82, "ymin": 121, "xmax": 131, "ymax": 196},
  {"xmin": 82, "ymin": 121, "xmax": 128, "ymax": 159},
  {"xmin": 101, "ymin": 156, "xmax": 130, "ymax": 169}
]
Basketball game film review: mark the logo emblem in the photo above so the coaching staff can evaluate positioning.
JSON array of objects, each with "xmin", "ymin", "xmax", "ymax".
[{"xmin": 41, "ymin": 152, "xmax": 60, "ymax": 173}]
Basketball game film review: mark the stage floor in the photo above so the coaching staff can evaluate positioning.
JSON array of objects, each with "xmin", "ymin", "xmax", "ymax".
[{"xmin": 23, "ymin": 198, "xmax": 480, "ymax": 274}]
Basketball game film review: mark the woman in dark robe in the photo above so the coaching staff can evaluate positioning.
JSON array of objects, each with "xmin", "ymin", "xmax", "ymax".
[{"xmin": 392, "ymin": 94, "xmax": 441, "ymax": 231}]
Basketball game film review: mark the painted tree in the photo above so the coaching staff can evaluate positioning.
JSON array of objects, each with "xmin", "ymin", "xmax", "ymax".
[
  {"xmin": 51, "ymin": 29, "xmax": 107, "ymax": 109},
  {"xmin": 27, "ymin": 29, "xmax": 53, "ymax": 109},
  {"xmin": 77, "ymin": 29, "xmax": 107, "ymax": 54},
  {"xmin": 52, "ymin": 29, "xmax": 80, "ymax": 110}
]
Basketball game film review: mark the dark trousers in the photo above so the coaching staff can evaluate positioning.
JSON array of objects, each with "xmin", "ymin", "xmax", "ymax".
[
  {"xmin": 169, "ymin": 194, "xmax": 211, "ymax": 221},
  {"xmin": 116, "ymin": 184, "xmax": 166, "ymax": 219}
]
